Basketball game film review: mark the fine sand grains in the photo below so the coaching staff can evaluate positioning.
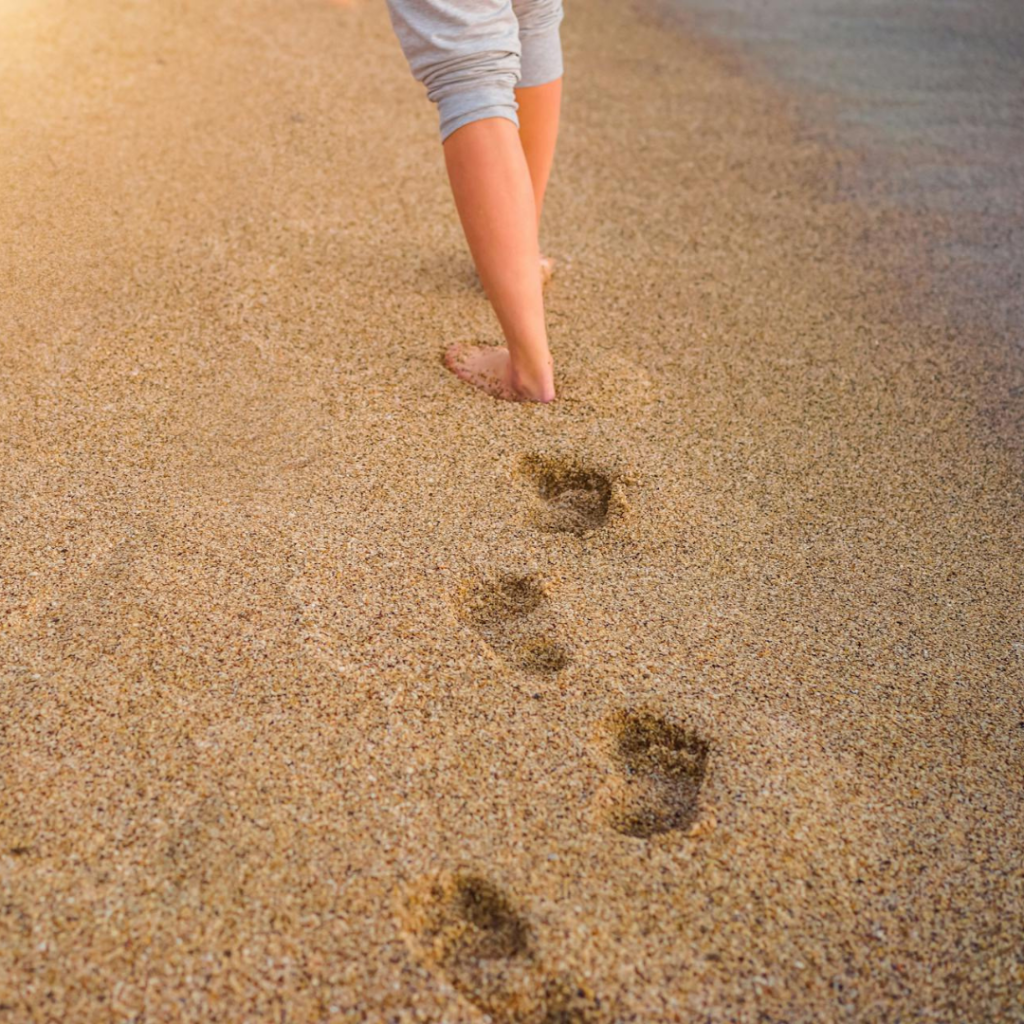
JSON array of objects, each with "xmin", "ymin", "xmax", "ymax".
[{"xmin": 1, "ymin": 0, "xmax": 1023, "ymax": 1021}]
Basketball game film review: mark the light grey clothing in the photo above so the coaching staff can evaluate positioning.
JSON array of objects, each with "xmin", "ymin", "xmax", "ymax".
[{"xmin": 384, "ymin": 0, "xmax": 564, "ymax": 142}]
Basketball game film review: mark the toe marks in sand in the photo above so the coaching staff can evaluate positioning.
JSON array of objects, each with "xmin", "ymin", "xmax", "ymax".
[
  {"xmin": 397, "ymin": 870, "xmax": 607, "ymax": 1024},
  {"xmin": 455, "ymin": 574, "xmax": 570, "ymax": 675},
  {"xmin": 598, "ymin": 710, "xmax": 710, "ymax": 839},
  {"xmin": 517, "ymin": 454, "xmax": 620, "ymax": 537}
]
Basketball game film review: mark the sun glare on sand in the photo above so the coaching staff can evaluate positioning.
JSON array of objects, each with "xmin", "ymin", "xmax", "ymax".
[{"xmin": 0, "ymin": 0, "xmax": 51, "ymax": 54}]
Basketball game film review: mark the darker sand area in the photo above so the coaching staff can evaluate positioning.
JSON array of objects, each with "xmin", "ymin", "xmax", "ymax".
[{"xmin": 1, "ymin": 0, "xmax": 1022, "ymax": 1021}]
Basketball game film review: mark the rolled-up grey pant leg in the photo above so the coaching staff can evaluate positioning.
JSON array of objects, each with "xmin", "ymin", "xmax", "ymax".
[
  {"xmin": 384, "ymin": 0, "xmax": 522, "ymax": 142},
  {"xmin": 513, "ymin": 0, "xmax": 564, "ymax": 88}
]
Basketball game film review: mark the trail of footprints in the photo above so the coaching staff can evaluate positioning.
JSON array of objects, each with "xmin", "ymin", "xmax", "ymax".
[{"xmin": 400, "ymin": 454, "xmax": 712, "ymax": 1021}]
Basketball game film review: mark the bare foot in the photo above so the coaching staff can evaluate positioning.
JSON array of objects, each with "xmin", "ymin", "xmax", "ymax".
[
  {"xmin": 443, "ymin": 343, "xmax": 555, "ymax": 403},
  {"xmin": 540, "ymin": 255, "xmax": 556, "ymax": 288}
]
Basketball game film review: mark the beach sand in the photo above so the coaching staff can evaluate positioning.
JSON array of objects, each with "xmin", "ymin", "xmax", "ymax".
[{"xmin": 1, "ymin": 0, "xmax": 1022, "ymax": 1021}]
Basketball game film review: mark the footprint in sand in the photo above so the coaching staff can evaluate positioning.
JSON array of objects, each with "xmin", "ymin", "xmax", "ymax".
[
  {"xmin": 517, "ymin": 454, "xmax": 618, "ymax": 538},
  {"xmin": 396, "ymin": 870, "xmax": 607, "ymax": 1024},
  {"xmin": 455, "ymin": 573, "xmax": 570, "ymax": 675},
  {"xmin": 595, "ymin": 710, "xmax": 711, "ymax": 839}
]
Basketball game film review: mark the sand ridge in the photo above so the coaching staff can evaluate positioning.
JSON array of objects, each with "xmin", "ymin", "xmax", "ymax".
[{"xmin": 1, "ymin": 0, "xmax": 1022, "ymax": 1021}]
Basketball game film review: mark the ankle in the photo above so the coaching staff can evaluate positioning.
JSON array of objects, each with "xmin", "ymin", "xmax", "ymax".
[{"xmin": 508, "ymin": 358, "xmax": 555, "ymax": 403}]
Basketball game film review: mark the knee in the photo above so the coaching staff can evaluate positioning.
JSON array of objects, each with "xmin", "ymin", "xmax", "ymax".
[{"xmin": 422, "ymin": 49, "xmax": 522, "ymax": 142}]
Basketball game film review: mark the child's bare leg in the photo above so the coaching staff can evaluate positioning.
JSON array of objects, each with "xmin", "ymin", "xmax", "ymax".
[
  {"xmin": 442, "ymin": 117, "xmax": 554, "ymax": 403},
  {"xmin": 516, "ymin": 77, "xmax": 562, "ymax": 229},
  {"xmin": 517, "ymin": 78, "xmax": 562, "ymax": 285}
]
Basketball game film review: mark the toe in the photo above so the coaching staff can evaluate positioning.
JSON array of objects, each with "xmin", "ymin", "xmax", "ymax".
[{"xmin": 443, "ymin": 342, "xmax": 468, "ymax": 371}]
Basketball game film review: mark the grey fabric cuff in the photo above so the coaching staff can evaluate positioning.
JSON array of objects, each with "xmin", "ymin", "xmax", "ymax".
[
  {"xmin": 440, "ymin": 97, "xmax": 520, "ymax": 142},
  {"xmin": 438, "ymin": 81, "xmax": 520, "ymax": 140},
  {"xmin": 518, "ymin": 18, "xmax": 563, "ymax": 87},
  {"xmin": 423, "ymin": 48, "xmax": 521, "ymax": 142}
]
